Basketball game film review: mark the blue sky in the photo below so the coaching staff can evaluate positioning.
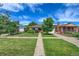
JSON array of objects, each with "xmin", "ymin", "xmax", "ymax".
[{"xmin": 0, "ymin": 3, "xmax": 79, "ymax": 26}]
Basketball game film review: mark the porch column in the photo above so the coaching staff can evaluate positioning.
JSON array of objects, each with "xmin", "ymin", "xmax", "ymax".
[
  {"xmin": 75, "ymin": 27, "xmax": 78, "ymax": 32},
  {"xmin": 70, "ymin": 27, "xmax": 72, "ymax": 32},
  {"xmin": 72, "ymin": 27, "xmax": 74, "ymax": 32},
  {"xmin": 59, "ymin": 26, "xmax": 63, "ymax": 34},
  {"xmin": 57, "ymin": 26, "xmax": 60, "ymax": 33},
  {"xmin": 73, "ymin": 27, "xmax": 77, "ymax": 32},
  {"xmin": 61, "ymin": 27, "xmax": 63, "ymax": 34},
  {"xmin": 65, "ymin": 26, "xmax": 67, "ymax": 32}
]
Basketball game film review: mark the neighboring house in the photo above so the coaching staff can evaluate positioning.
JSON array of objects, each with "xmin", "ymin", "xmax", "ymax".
[
  {"xmin": 19, "ymin": 25, "xmax": 25, "ymax": 32},
  {"xmin": 29, "ymin": 25, "xmax": 42, "ymax": 32},
  {"xmin": 55, "ymin": 23, "xmax": 79, "ymax": 34}
]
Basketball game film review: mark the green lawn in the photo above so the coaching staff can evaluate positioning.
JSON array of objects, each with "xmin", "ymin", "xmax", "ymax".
[
  {"xmin": 0, "ymin": 38, "xmax": 37, "ymax": 56},
  {"xmin": 64, "ymin": 32, "xmax": 79, "ymax": 38},
  {"xmin": 43, "ymin": 38, "xmax": 79, "ymax": 56},
  {"xmin": 71, "ymin": 32, "xmax": 79, "ymax": 38},
  {"xmin": 42, "ymin": 33, "xmax": 55, "ymax": 37},
  {"xmin": 8, "ymin": 32, "xmax": 38, "ymax": 37}
]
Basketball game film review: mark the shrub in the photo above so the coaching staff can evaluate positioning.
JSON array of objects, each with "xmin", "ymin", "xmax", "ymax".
[{"xmin": 27, "ymin": 28, "xmax": 35, "ymax": 33}]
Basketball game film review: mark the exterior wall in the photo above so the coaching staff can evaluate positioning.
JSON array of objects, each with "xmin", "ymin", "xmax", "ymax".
[
  {"xmin": 72, "ymin": 27, "xmax": 79, "ymax": 32},
  {"xmin": 78, "ymin": 28, "xmax": 79, "ymax": 32},
  {"xmin": 55, "ymin": 25, "xmax": 79, "ymax": 34},
  {"xmin": 77, "ymin": 27, "xmax": 79, "ymax": 32},
  {"xmin": 55, "ymin": 26, "xmax": 63, "ymax": 34},
  {"xmin": 29, "ymin": 27, "xmax": 42, "ymax": 32}
]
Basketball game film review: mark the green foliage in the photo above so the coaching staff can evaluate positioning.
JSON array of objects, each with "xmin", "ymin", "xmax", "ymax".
[
  {"xmin": 25, "ymin": 25, "xmax": 29, "ymax": 32},
  {"xmin": 0, "ymin": 14, "xmax": 9, "ymax": 34},
  {"xmin": 25, "ymin": 21, "xmax": 38, "ymax": 33},
  {"xmin": 28, "ymin": 21, "xmax": 37, "ymax": 26},
  {"xmin": 72, "ymin": 32, "xmax": 79, "ymax": 37},
  {"xmin": 64, "ymin": 32, "xmax": 79, "ymax": 38},
  {"xmin": 42, "ymin": 17, "xmax": 54, "ymax": 34},
  {"xmin": 42, "ymin": 32, "xmax": 55, "ymax": 37},
  {"xmin": 6, "ymin": 21, "xmax": 19, "ymax": 35},
  {"xmin": 0, "ymin": 14, "xmax": 19, "ymax": 35},
  {"xmin": 27, "ymin": 28, "xmax": 35, "ymax": 33}
]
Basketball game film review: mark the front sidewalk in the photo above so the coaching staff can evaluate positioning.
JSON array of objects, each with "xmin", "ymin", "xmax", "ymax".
[
  {"xmin": 0, "ymin": 37, "xmax": 37, "ymax": 39},
  {"xmin": 34, "ymin": 32, "xmax": 45, "ymax": 56}
]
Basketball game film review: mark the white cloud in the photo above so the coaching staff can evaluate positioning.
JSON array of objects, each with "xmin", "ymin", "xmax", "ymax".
[
  {"xmin": 0, "ymin": 3, "xmax": 24, "ymax": 12},
  {"xmin": 18, "ymin": 15, "xmax": 30, "ymax": 25},
  {"xmin": 64, "ymin": 8, "xmax": 74, "ymax": 18},
  {"xmin": 55, "ymin": 4, "xmax": 79, "ymax": 22},
  {"xmin": 10, "ymin": 15, "xmax": 30, "ymax": 25},
  {"xmin": 18, "ymin": 15, "xmax": 29, "ymax": 20},
  {"xmin": 58, "ymin": 18, "xmax": 79, "ymax": 22},
  {"xmin": 64, "ymin": 3, "xmax": 79, "ymax": 7},
  {"xmin": 26, "ymin": 3, "xmax": 43, "ymax": 13},
  {"xmin": 38, "ymin": 17, "xmax": 49, "ymax": 22},
  {"xmin": 20, "ymin": 20, "xmax": 30, "ymax": 25},
  {"xmin": 38, "ymin": 15, "xmax": 55, "ymax": 22},
  {"xmin": 22, "ymin": 15, "xmax": 29, "ymax": 19}
]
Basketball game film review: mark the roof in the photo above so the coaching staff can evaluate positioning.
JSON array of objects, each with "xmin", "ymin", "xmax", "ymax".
[
  {"xmin": 62, "ymin": 24, "xmax": 77, "ymax": 27},
  {"xmin": 29, "ymin": 25, "xmax": 41, "ymax": 28},
  {"xmin": 55, "ymin": 23, "xmax": 77, "ymax": 27}
]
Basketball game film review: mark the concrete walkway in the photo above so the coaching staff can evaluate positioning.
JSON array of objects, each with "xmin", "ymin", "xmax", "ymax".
[
  {"xmin": 0, "ymin": 37, "xmax": 37, "ymax": 39},
  {"xmin": 34, "ymin": 32, "xmax": 45, "ymax": 56},
  {"xmin": 53, "ymin": 33, "xmax": 79, "ymax": 47}
]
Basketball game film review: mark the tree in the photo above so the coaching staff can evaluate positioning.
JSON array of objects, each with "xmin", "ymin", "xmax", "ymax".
[
  {"xmin": 28, "ymin": 21, "xmax": 37, "ymax": 26},
  {"xmin": 0, "ymin": 14, "xmax": 9, "ymax": 34},
  {"xmin": 6, "ymin": 21, "xmax": 19, "ymax": 35},
  {"xmin": 0, "ymin": 13, "xmax": 19, "ymax": 35},
  {"xmin": 42, "ymin": 17, "xmax": 54, "ymax": 34},
  {"xmin": 25, "ymin": 21, "xmax": 38, "ymax": 33}
]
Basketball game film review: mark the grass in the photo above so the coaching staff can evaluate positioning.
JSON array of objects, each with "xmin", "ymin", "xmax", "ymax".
[
  {"xmin": 72, "ymin": 32, "xmax": 79, "ymax": 38},
  {"xmin": 43, "ymin": 38, "xmax": 79, "ymax": 56},
  {"xmin": 0, "ymin": 38, "xmax": 37, "ymax": 56},
  {"xmin": 8, "ymin": 32, "xmax": 38, "ymax": 37},
  {"xmin": 42, "ymin": 32, "xmax": 55, "ymax": 37},
  {"xmin": 64, "ymin": 32, "xmax": 79, "ymax": 38}
]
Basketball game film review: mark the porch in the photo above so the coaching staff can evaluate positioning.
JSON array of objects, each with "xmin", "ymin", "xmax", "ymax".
[{"xmin": 55, "ymin": 24, "xmax": 79, "ymax": 34}]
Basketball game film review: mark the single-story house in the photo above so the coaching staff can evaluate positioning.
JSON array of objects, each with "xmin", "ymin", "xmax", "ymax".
[
  {"xmin": 55, "ymin": 23, "xmax": 79, "ymax": 34},
  {"xmin": 29, "ymin": 25, "xmax": 42, "ymax": 32}
]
